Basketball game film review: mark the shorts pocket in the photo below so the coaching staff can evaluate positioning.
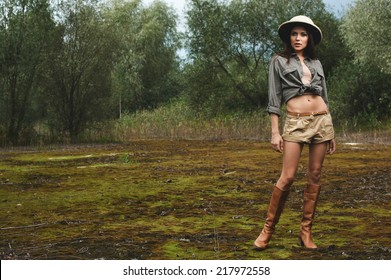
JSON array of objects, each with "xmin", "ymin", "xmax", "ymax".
[{"xmin": 283, "ymin": 117, "xmax": 308, "ymax": 135}]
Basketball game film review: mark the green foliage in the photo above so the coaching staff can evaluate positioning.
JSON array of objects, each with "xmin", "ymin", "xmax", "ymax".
[
  {"xmin": 314, "ymin": 11, "xmax": 351, "ymax": 76},
  {"xmin": 108, "ymin": 0, "xmax": 181, "ymax": 114},
  {"xmin": 342, "ymin": 0, "xmax": 391, "ymax": 75},
  {"xmin": 0, "ymin": 0, "xmax": 182, "ymax": 145},
  {"xmin": 42, "ymin": 0, "xmax": 116, "ymax": 143},
  {"xmin": 328, "ymin": 59, "xmax": 391, "ymax": 129},
  {"xmin": 0, "ymin": 0, "xmax": 55, "ymax": 145}
]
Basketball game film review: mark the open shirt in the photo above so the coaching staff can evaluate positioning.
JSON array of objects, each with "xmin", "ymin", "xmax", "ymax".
[{"xmin": 266, "ymin": 54, "xmax": 329, "ymax": 116}]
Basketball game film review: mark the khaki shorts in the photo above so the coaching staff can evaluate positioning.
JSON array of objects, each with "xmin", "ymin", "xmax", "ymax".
[{"xmin": 282, "ymin": 113, "xmax": 335, "ymax": 144}]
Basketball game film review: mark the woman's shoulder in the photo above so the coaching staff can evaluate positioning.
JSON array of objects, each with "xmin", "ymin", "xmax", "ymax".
[
  {"xmin": 271, "ymin": 54, "xmax": 287, "ymax": 62},
  {"xmin": 308, "ymin": 57, "xmax": 324, "ymax": 70},
  {"xmin": 308, "ymin": 57, "xmax": 322, "ymax": 65},
  {"xmin": 270, "ymin": 54, "xmax": 289, "ymax": 66}
]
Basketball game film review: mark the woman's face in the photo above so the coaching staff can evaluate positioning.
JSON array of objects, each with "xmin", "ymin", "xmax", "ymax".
[{"xmin": 290, "ymin": 26, "xmax": 308, "ymax": 54}]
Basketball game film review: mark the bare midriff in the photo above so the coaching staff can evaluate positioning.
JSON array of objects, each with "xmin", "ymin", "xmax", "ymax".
[{"xmin": 287, "ymin": 94, "xmax": 328, "ymax": 114}]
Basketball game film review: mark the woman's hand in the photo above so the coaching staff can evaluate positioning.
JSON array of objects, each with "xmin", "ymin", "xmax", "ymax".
[
  {"xmin": 271, "ymin": 133, "xmax": 284, "ymax": 153},
  {"xmin": 327, "ymin": 138, "xmax": 336, "ymax": 155}
]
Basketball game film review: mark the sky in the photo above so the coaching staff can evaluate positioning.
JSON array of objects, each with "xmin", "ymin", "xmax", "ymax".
[{"xmin": 143, "ymin": 0, "xmax": 357, "ymax": 19}]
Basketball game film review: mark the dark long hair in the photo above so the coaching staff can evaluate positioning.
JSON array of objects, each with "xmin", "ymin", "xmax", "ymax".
[{"xmin": 278, "ymin": 25, "xmax": 317, "ymax": 62}]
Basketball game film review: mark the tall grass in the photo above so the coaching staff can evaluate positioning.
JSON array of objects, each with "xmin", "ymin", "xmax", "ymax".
[
  {"xmin": 2, "ymin": 99, "xmax": 390, "ymax": 146},
  {"xmin": 54, "ymin": 101, "xmax": 391, "ymax": 144},
  {"xmin": 113, "ymin": 99, "xmax": 271, "ymax": 141}
]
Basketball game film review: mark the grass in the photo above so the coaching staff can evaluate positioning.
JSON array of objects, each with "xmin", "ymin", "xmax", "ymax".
[
  {"xmin": 3, "ymin": 99, "xmax": 390, "ymax": 145},
  {"xmin": 113, "ymin": 103, "xmax": 271, "ymax": 141},
  {"xmin": 0, "ymin": 140, "xmax": 390, "ymax": 260}
]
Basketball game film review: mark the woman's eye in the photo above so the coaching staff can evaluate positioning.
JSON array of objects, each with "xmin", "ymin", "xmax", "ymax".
[{"xmin": 291, "ymin": 32, "xmax": 308, "ymax": 37}]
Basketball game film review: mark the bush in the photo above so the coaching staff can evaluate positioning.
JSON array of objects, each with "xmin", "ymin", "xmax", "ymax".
[{"xmin": 328, "ymin": 60, "xmax": 391, "ymax": 130}]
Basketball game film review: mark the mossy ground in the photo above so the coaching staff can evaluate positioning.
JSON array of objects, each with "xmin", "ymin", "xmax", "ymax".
[{"xmin": 0, "ymin": 140, "xmax": 390, "ymax": 260}]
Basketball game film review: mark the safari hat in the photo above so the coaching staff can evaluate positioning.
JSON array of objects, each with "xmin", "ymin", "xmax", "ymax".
[{"xmin": 278, "ymin": 15, "xmax": 322, "ymax": 45}]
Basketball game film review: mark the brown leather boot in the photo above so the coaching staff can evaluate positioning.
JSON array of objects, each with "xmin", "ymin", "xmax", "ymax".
[
  {"xmin": 253, "ymin": 186, "xmax": 289, "ymax": 250},
  {"xmin": 299, "ymin": 183, "xmax": 321, "ymax": 249}
]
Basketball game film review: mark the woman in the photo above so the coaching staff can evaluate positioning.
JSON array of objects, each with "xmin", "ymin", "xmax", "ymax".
[{"xmin": 253, "ymin": 15, "xmax": 336, "ymax": 250}]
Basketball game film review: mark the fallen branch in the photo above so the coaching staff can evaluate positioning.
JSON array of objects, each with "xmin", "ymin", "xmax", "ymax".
[{"xmin": 0, "ymin": 223, "xmax": 48, "ymax": 230}]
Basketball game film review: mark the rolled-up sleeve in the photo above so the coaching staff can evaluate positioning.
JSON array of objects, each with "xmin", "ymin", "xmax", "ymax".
[{"xmin": 266, "ymin": 57, "xmax": 283, "ymax": 116}]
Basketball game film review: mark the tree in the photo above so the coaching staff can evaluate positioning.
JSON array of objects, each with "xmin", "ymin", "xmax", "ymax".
[
  {"xmin": 0, "ymin": 0, "xmax": 54, "ymax": 145},
  {"xmin": 328, "ymin": 59, "xmax": 391, "ymax": 126},
  {"xmin": 342, "ymin": 0, "xmax": 391, "ymax": 75},
  {"xmin": 45, "ymin": 0, "xmax": 115, "ymax": 143},
  {"xmin": 108, "ymin": 0, "xmax": 181, "ymax": 115}
]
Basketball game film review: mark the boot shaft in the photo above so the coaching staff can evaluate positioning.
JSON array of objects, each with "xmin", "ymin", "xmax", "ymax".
[
  {"xmin": 264, "ymin": 186, "xmax": 290, "ymax": 232},
  {"xmin": 299, "ymin": 183, "xmax": 321, "ymax": 249},
  {"xmin": 253, "ymin": 186, "xmax": 289, "ymax": 250},
  {"xmin": 302, "ymin": 183, "xmax": 321, "ymax": 226}
]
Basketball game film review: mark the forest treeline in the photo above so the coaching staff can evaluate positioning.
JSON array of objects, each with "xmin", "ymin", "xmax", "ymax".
[{"xmin": 0, "ymin": 0, "xmax": 390, "ymax": 145}]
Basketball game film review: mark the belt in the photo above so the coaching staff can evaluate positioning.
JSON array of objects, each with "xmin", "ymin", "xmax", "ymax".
[{"xmin": 287, "ymin": 110, "xmax": 328, "ymax": 117}]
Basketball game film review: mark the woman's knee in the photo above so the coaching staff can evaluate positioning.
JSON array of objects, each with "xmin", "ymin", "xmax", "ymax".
[
  {"xmin": 307, "ymin": 168, "xmax": 321, "ymax": 183},
  {"xmin": 276, "ymin": 176, "xmax": 295, "ymax": 190}
]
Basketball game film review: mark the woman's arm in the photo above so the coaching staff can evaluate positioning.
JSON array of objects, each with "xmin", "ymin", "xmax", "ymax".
[
  {"xmin": 270, "ymin": 113, "xmax": 283, "ymax": 153},
  {"xmin": 327, "ymin": 139, "xmax": 336, "ymax": 155}
]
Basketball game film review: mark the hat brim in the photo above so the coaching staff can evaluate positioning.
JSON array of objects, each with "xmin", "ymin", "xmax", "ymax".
[{"xmin": 278, "ymin": 21, "xmax": 322, "ymax": 45}]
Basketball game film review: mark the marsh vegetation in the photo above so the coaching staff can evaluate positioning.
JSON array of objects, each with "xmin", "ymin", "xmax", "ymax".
[{"xmin": 1, "ymin": 140, "xmax": 390, "ymax": 260}]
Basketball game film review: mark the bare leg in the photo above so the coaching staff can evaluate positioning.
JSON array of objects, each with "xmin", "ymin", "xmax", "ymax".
[
  {"xmin": 253, "ymin": 141, "xmax": 303, "ymax": 250},
  {"xmin": 307, "ymin": 142, "xmax": 328, "ymax": 185},
  {"xmin": 276, "ymin": 141, "xmax": 304, "ymax": 190},
  {"xmin": 299, "ymin": 142, "xmax": 328, "ymax": 248}
]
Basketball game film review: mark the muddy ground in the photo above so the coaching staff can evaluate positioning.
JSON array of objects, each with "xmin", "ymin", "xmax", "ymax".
[{"xmin": 0, "ymin": 140, "xmax": 390, "ymax": 260}]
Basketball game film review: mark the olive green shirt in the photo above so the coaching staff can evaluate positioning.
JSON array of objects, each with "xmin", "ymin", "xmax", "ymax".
[{"xmin": 266, "ymin": 54, "xmax": 329, "ymax": 116}]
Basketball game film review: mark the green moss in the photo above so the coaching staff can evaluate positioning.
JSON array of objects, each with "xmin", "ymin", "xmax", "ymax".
[{"xmin": 0, "ymin": 140, "xmax": 390, "ymax": 260}]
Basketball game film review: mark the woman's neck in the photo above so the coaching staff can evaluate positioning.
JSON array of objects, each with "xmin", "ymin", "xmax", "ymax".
[{"xmin": 295, "ymin": 51, "xmax": 305, "ymax": 60}]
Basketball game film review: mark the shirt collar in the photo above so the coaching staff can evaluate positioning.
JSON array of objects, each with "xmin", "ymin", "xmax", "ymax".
[{"xmin": 291, "ymin": 52, "xmax": 311, "ymax": 61}]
